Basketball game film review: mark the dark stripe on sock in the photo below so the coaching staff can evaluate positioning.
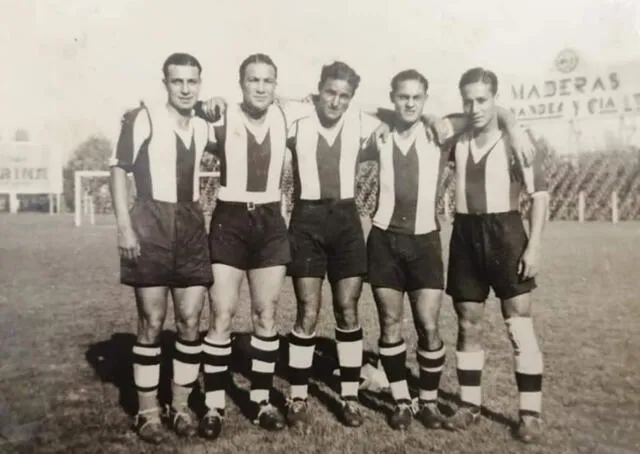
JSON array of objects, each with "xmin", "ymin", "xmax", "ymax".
[
  {"xmin": 251, "ymin": 371, "xmax": 274, "ymax": 391},
  {"xmin": 204, "ymin": 370, "xmax": 229, "ymax": 392},
  {"xmin": 136, "ymin": 384, "xmax": 159, "ymax": 392},
  {"xmin": 417, "ymin": 353, "xmax": 445, "ymax": 369},
  {"xmin": 379, "ymin": 347, "xmax": 407, "ymax": 383},
  {"xmin": 133, "ymin": 353, "xmax": 161, "ymax": 366},
  {"xmin": 419, "ymin": 369, "xmax": 442, "ymax": 394},
  {"xmin": 174, "ymin": 348, "xmax": 201, "ymax": 365},
  {"xmin": 457, "ymin": 369, "xmax": 482, "ymax": 387},
  {"xmin": 289, "ymin": 367, "xmax": 313, "ymax": 386},
  {"xmin": 339, "ymin": 366, "xmax": 361, "ymax": 383},
  {"xmin": 515, "ymin": 373, "xmax": 543, "ymax": 392}
]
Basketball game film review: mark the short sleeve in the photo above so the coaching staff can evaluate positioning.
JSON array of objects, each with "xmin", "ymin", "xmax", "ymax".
[{"xmin": 109, "ymin": 106, "xmax": 151, "ymax": 171}]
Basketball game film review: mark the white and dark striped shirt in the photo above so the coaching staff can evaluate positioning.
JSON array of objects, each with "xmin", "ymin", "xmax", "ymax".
[
  {"xmin": 109, "ymin": 103, "xmax": 212, "ymax": 203},
  {"xmin": 209, "ymin": 103, "xmax": 288, "ymax": 204},
  {"xmin": 371, "ymin": 122, "xmax": 447, "ymax": 235},
  {"xmin": 287, "ymin": 107, "xmax": 380, "ymax": 200},
  {"xmin": 452, "ymin": 130, "xmax": 547, "ymax": 214}
]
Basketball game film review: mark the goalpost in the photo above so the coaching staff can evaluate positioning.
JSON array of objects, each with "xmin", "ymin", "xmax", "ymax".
[{"xmin": 74, "ymin": 170, "xmax": 289, "ymax": 226}]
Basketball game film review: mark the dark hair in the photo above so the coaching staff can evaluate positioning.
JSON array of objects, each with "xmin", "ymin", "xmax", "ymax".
[
  {"xmin": 390, "ymin": 69, "xmax": 429, "ymax": 93},
  {"xmin": 458, "ymin": 67, "xmax": 498, "ymax": 95},
  {"xmin": 162, "ymin": 53, "xmax": 202, "ymax": 78},
  {"xmin": 318, "ymin": 61, "xmax": 361, "ymax": 92},
  {"xmin": 239, "ymin": 53, "xmax": 278, "ymax": 82}
]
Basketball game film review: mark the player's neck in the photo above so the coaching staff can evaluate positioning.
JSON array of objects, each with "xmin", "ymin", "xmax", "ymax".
[
  {"xmin": 241, "ymin": 102, "xmax": 269, "ymax": 125},
  {"xmin": 166, "ymin": 103, "xmax": 192, "ymax": 130},
  {"xmin": 315, "ymin": 108, "xmax": 342, "ymax": 129},
  {"xmin": 394, "ymin": 118, "xmax": 419, "ymax": 138}
]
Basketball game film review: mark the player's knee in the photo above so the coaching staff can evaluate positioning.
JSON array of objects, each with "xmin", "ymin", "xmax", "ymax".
[
  {"xmin": 252, "ymin": 305, "xmax": 277, "ymax": 334},
  {"xmin": 335, "ymin": 307, "xmax": 358, "ymax": 331},
  {"xmin": 505, "ymin": 316, "xmax": 540, "ymax": 354},
  {"xmin": 175, "ymin": 314, "xmax": 200, "ymax": 340},
  {"xmin": 138, "ymin": 313, "xmax": 164, "ymax": 341},
  {"xmin": 457, "ymin": 317, "xmax": 482, "ymax": 348}
]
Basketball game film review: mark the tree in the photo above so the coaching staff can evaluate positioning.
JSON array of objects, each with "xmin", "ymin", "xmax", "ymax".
[{"xmin": 62, "ymin": 135, "xmax": 113, "ymax": 210}]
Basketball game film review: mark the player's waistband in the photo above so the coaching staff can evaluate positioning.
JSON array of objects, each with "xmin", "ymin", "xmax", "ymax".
[
  {"xmin": 297, "ymin": 197, "xmax": 356, "ymax": 206},
  {"xmin": 134, "ymin": 197, "xmax": 201, "ymax": 207},
  {"xmin": 216, "ymin": 200, "xmax": 280, "ymax": 212},
  {"xmin": 217, "ymin": 186, "xmax": 281, "ymax": 204},
  {"xmin": 454, "ymin": 210, "xmax": 520, "ymax": 220}
]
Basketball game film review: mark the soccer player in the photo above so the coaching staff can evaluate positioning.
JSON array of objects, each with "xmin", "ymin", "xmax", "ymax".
[
  {"xmin": 283, "ymin": 61, "xmax": 382, "ymax": 430},
  {"xmin": 109, "ymin": 53, "xmax": 214, "ymax": 444},
  {"xmin": 197, "ymin": 53, "xmax": 290, "ymax": 438},
  {"xmin": 442, "ymin": 67, "xmax": 549, "ymax": 444},
  {"xmin": 361, "ymin": 69, "xmax": 452, "ymax": 431}
]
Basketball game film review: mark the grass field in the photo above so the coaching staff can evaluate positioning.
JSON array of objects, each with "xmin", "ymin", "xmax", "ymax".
[{"xmin": 1, "ymin": 214, "xmax": 640, "ymax": 454}]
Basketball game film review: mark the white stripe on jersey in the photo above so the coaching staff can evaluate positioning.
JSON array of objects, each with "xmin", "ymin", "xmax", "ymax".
[
  {"xmin": 217, "ymin": 103, "xmax": 287, "ymax": 204},
  {"xmin": 373, "ymin": 122, "xmax": 441, "ymax": 235}
]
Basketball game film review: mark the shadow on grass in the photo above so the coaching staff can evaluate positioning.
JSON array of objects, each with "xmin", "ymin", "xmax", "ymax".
[{"xmin": 85, "ymin": 332, "xmax": 514, "ymax": 430}]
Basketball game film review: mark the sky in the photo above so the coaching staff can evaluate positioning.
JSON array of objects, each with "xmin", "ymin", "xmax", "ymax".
[{"xmin": 0, "ymin": 0, "xmax": 639, "ymax": 157}]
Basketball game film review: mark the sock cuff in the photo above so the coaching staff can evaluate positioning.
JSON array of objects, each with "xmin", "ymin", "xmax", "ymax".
[
  {"xmin": 335, "ymin": 326, "xmax": 363, "ymax": 342},
  {"xmin": 133, "ymin": 343, "xmax": 161, "ymax": 358},
  {"xmin": 175, "ymin": 339, "xmax": 203, "ymax": 355},
  {"xmin": 203, "ymin": 337, "xmax": 231, "ymax": 348},
  {"xmin": 379, "ymin": 340, "xmax": 406, "ymax": 356},
  {"xmin": 252, "ymin": 332, "xmax": 280, "ymax": 343},
  {"xmin": 289, "ymin": 331, "xmax": 316, "ymax": 346},
  {"xmin": 250, "ymin": 334, "xmax": 280, "ymax": 352}
]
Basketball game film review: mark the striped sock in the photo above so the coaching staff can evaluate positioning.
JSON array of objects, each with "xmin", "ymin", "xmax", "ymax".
[
  {"xmin": 506, "ymin": 317, "xmax": 544, "ymax": 417},
  {"xmin": 171, "ymin": 338, "xmax": 202, "ymax": 410},
  {"xmin": 335, "ymin": 327, "xmax": 363, "ymax": 399},
  {"xmin": 132, "ymin": 342, "xmax": 161, "ymax": 413},
  {"xmin": 203, "ymin": 337, "xmax": 232, "ymax": 411},
  {"xmin": 288, "ymin": 330, "xmax": 316, "ymax": 400},
  {"xmin": 456, "ymin": 350, "xmax": 485, "ymax": 408},
  {"xmin": 249, "ymin": 334, "xmax": 280, "ymax": 404},
  {"xmin": 379, "ymin": 340, "xmax": 411, "ymax": 403},
  {"xmin": 417, "ymin": 341, "xmax": 445, "ymax": 403}
]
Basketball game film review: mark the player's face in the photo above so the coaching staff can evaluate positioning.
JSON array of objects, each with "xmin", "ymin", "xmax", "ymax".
[
  {"xmin": 241, "ymin": 62, "xmax": 277, "ymax": 113},
  {"xmin": 390, "ymin": 79, "xmax": 427, "ymax": 125},
  {"xmin": 316, "ymin": 78, "xmax": 355, "ymax": 123},
  {"xmin": 461, "ymin": 81, "xmax": 496, "ymax": 131},
  {"xmin": 164, "ymin": 64, "xmax": 201, "ymax": 113}
]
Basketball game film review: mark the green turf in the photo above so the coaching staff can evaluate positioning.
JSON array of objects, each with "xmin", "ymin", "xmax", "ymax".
[{"xmin": 1, "ymin": 214, "xmax": 639, "ymax": 453}]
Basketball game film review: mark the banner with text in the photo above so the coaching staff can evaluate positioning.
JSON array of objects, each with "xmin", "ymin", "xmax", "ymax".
[{"xmin": 0, "ymin": 142, "xmax": 62, "ymax": 194}]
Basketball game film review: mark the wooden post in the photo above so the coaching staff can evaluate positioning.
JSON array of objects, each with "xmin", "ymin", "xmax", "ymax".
[
  {"xmin": 48, "ymin": 193, "xmax": 54, "ymax": 215},
  {"xmin": 74, "ymin": 173, "xmax": 81, "ymax": 226},
  {"xmin": 611, "ymin": 191, "xmax": 619, "ymax": 224},
  {"xmin": 578, "ymin": 191, "xmax": 585, "ymax": 223},
  {"xmin": 89, "ymin": 197, "xmax": 95, "ymax": 226}
]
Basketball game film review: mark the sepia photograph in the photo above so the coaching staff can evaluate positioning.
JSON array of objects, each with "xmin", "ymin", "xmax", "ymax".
[{"xmin": 0, "ymin": 0, "xmax": 639, "ymax": 452}]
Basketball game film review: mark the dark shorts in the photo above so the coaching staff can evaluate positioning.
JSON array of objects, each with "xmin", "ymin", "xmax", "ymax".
[
  {"xmin": 120, "ymin": 199, "xmax": 213, "ymax": 288},
  {"xmin": 287, "ymin": 199, "xmax": 367, "ymax": 282},
  {"xmin": 367, "ymin": 226, "xmax": 444, "ymax": 292},
  {"xmin": 446, "ymin": 211, "xmax": 536, "ymax": 302},
  {"xmin": 208, "ymin": 201, "xmax": 290, "ymax": 270}
]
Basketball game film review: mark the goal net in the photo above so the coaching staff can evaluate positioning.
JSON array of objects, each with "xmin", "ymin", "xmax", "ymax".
[{"xmin": 74, "ymin": 170, "xmax": 223, "ymax": 227}]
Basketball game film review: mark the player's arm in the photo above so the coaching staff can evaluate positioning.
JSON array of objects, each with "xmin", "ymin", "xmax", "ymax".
[
  {"xmin": 108, "ymin": 107, "xmax": 149, "ymax": 262},
  {"xmin": 518, "ymin": 140, "xmax": 550, "ymax": 280},
  {"xmin": 194, "ymin": 97, "xmax": 228, "ymax": 123},
  {"xmin": 357, "ymin": 112, "xmax": 383, "ymax": 163}
]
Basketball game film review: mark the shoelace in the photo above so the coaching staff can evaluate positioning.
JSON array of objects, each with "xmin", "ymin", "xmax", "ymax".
[{"xmin": 286, "ymin": 398, "xmax": 307, "ymax": 412}]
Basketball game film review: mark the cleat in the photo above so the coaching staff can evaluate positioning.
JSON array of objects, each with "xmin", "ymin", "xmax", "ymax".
[
  {"xmin": 132, "ymin": 408, "xmax": 168, "ymax": 445},
  {"xmin": 339, "ymin": 397, "xmax": 364, "ymax": 428},
  {"xmin": 415, "ymin": 401, "xmax": 447, "ymax": 430},
  {"xmin": 388, "ymin": 400, "xmax": 414, "ymax": 431},
  {"xmin": 254, "ymin": 402, "xmax": 285, "ymax": 431},
  {"xmin": 516, "ymin": 414, "xmax": 543, "ymax": 444},
  {"xmin": 167, "ymin": 406, "xmax": 197, "ymax": 437},
  {"xmin": 199, "ymin": 408, "xmax": 223, "ymax": 440},
  {"xmin": 443, "ymin": 405, "xmax": 481, "ymax": 431},
  {"xmin": 285, "ymin": 398, "xmax": 310, "ymax": 431}
]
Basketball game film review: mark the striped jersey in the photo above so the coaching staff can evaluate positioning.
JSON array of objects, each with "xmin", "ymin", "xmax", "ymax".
[
  {"xmin": 452, "ymin": 130, "xmax": 548, "ymax": 214},
  {"xmin": 109, "ymin": 103, "xmax": 212, "ymax": 203},
  {"xmin": 372, "ymin": 122, "xmax": 447, "ymax": 235},
  {"xmin": 287, "ymin": 107, "xmax": 380, "ymax": 200},
  {"xmin": 209, "ymin": 103, "xmax": 287, "ymax": 204}
]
